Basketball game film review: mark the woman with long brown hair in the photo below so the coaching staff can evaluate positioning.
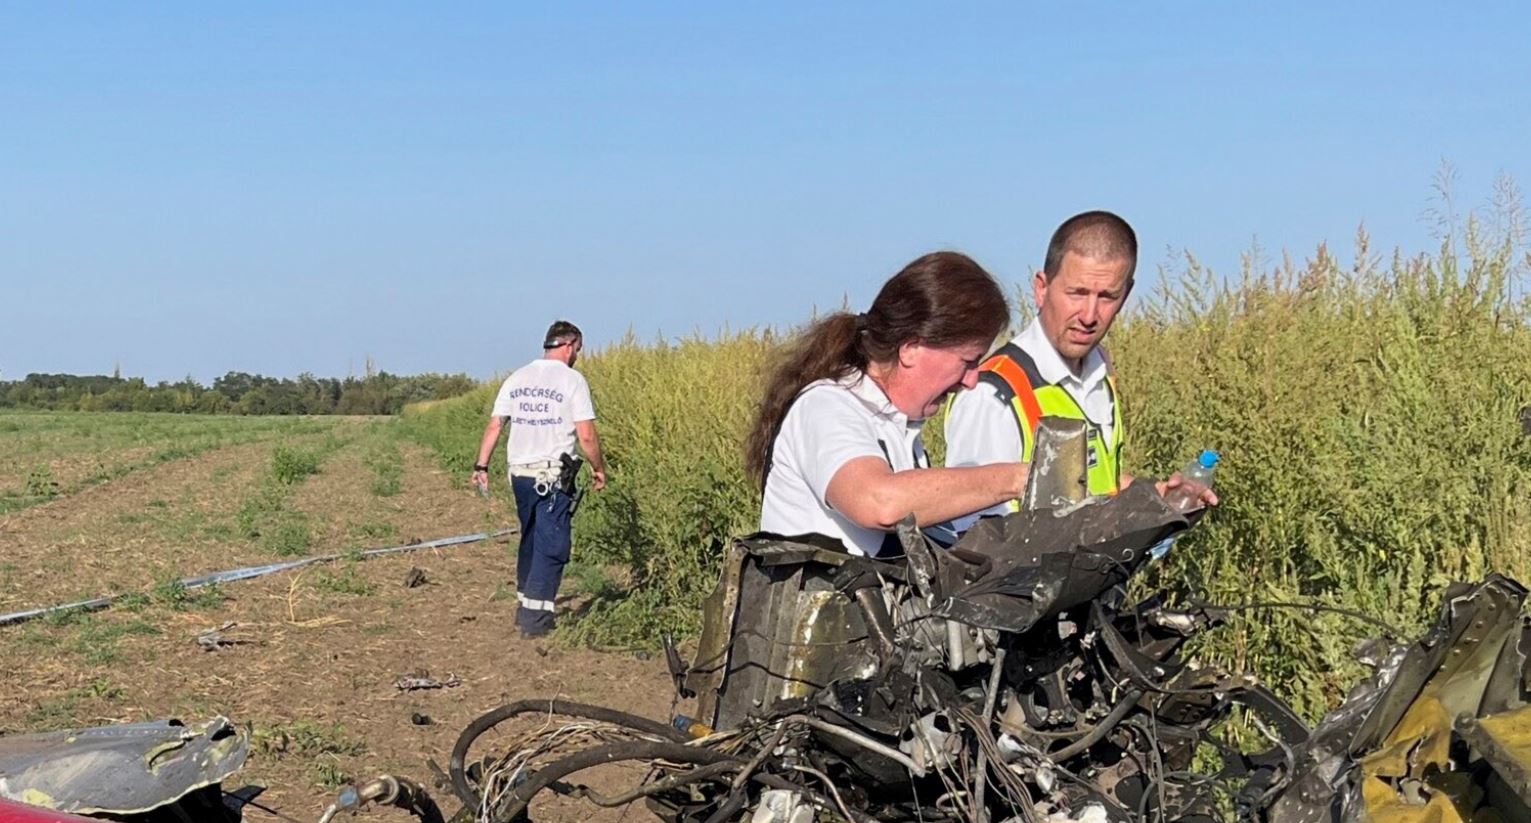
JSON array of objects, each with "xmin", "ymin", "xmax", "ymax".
[{"xmin": 745, "ymin": 251, "xmax": 1029, "ymax": 556}]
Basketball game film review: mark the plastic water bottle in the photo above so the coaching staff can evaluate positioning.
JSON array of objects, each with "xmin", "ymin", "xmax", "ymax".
[
  {"xmin": 1164, "ymin": 449, "xmax": 1219, "ymax": 513},
  {"xmin": 1149, "ymin": 449, "xmax": 1219, "ymax": 560},
  {"xmin": 671, "ymin": 713, "xmax": 714, "ymax": 738}
]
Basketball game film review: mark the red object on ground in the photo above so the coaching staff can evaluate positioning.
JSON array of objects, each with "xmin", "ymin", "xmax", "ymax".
[{"xmin": 0, "ymin": 798, "xmax": 99, "ymax": 823}]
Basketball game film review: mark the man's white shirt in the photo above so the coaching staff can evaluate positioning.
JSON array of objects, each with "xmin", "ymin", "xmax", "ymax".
[
  {"xmin": 944, "ymin": 318, "xmax": 1114, "ymax": 525},
  {"xmin": 491, "ymin": 359, "xmax": 596, "ymax": 466},
  {"xmin": 760, "ymin": 371, "xmax": 927, "ymax": 557}
]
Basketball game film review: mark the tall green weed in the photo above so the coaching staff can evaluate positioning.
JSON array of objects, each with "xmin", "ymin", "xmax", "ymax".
[{"xmin": 1116, "ymin": 224, "xmax": 1531, "ymax": 714}]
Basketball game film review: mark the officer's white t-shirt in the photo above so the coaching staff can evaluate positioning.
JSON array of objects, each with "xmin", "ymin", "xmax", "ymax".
[
  {"xmin": 759, "ymin": 371, "xmax": 928, "ymax": 557},
  {"xmin": 490, "ymin": 359, "xmax": 596, "ymax": 466},
  {"xmin": 944, "ymin": 317, "xmax": 1114, "ymax": 528}
]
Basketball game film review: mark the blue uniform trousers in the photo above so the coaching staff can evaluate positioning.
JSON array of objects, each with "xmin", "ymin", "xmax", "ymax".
[{"xmin": 511, "ymin": 475, "xmax": 574, "ymax": 636}]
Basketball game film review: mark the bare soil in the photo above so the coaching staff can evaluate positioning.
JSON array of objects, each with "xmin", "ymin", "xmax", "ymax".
[{"xmin": 0, "ymin": 425, "xmax": 675, "ymax": 822}]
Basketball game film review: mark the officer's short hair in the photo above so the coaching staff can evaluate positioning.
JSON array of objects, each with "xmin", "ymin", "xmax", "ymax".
[
  {"xmin": 1043, "ymin": 211, "xmax": 1138, "ymax": 282},
  {"xmin": 543, "ymin": 320, "xmax": 583, "ymax": 350}
]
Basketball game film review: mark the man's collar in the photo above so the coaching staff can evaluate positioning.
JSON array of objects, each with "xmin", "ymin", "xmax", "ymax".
[{"xmin": 1018, "ymin": 318, "xmax": 1108, "ymax": 386}]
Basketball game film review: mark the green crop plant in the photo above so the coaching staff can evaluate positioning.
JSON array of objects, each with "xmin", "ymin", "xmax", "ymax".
[{"xmin": 271, "ymin": 443, "xmax": 323, "ymax": 484}]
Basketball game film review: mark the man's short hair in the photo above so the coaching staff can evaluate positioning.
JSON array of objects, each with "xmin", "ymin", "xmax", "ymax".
[
  {"xmin": 1043, "ymin": 210, "xmax": 1138, "ymax": 281},
  {"xmin": 542, "ymin": 320, "xmax": 583, "ymax": 350}
]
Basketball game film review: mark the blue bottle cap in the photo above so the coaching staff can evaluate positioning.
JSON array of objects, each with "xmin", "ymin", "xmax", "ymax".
[{"xmin": 1198, "ymin": 449, "xmax": 1220, "ymax": 469}]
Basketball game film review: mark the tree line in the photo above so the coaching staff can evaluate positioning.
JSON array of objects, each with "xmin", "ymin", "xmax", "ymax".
[{"xmin": 0, "ymin": 370, "xmax": 479, "ymax": 416}]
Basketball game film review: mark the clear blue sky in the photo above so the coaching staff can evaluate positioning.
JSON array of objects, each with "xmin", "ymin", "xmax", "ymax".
[{"xmin": 3, "ymin": 2, "xmax": 1527, "ymax": 383}]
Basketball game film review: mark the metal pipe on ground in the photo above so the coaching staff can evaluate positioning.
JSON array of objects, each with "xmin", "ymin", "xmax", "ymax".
[{"xmin": 0, "ymin": 528, "xmax": 516, "ymax": 628}]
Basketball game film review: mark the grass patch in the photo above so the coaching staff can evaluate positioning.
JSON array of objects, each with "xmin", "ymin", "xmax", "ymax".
[
  {"xmin": 152, "ymin": 578, "xmax": 227, "ymax": 611},
  {"xmin": 235, "ymin": 481, "xmax": 314, "ymax": 556},
  {"xmin": 25, "ymin": 677, "xmax": 127, "ymax": 729},
  {"xmin": 236, "ymin": 483, "xmax": 288, "ymax": 538},
  {"xmin": 349, "ymin": 518, "xmax": 397, "ymax": 542},
  {"xmin": 76, "ymin": 617, "xmax": 161, "ymax": 665},
  {"xmin": 24, "ymin": 464, "xmax": 60, "ymax": 499},
  {"xmin": 564, "ymin": 562, "xmax": 623, "ymax": 599},
  {"xmin": 26, "ymin": 614, "xmax": 164, "ymax": 665},
  {"xmin": 250, "ymin": 719, "xmax": 364, "ymax": 788},
  {"xmin": 271, "ymin": 444, "xmax": 323, "ymax": 484},
  {"xmin": 313, "ymin": 564, "xmax": 376, "ymax": 597},
  {"xmin": 0, "ymin": 414, "xmax": 343, "ymax": 516},
  {"xmin": 364, "ymin": 437, "xmax": 405, "ymax": 497},
  {"xmin": 263, "ymin": 518, "xmax": 312, "ymax": 556}
]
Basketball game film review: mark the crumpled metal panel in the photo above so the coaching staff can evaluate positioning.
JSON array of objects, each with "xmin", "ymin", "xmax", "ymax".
[
  {"xmin": 1020, "ymin": 416, "xmax": 1089, "ymax": 510},
  {"xmin": 918, "ymin": 481, "xmax": 1186, "ymax": 633},
  {"xmin": 690, "ymin": 535, "xmax": 897, "ymax": 731},
  {"xmin": 1269, "ymin": 576, "xmax": 1531, "ymax": 823},
  {"xmin": 1458, "ymin": 704, "xmax": 1531, "ymax": 808},
  {"xmin": 0, "ymin": 716, "xmax": 249, "ymax": 815}
]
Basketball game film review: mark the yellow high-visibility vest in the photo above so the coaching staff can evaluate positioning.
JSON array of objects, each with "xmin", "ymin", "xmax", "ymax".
[{"xmin": 976, "ymin": 343, "xmax": 1124, "ymax": 508}]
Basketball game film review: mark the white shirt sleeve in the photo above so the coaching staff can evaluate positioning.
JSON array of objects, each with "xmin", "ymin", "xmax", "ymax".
[
  {"xmin": 570, "ymin": 372, "xmax": 596, "ymax": 422},
  {"xmin": 489, "ymin": 374, "xmax": 517, "ymax": 418},
  {"xmin": 781, "ymin": 386, "xmax": 889, "ymax": 507}
]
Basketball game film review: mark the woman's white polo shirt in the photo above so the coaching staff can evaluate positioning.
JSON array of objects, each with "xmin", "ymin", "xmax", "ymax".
[{"xmin": 759, "ymin": 371, "xmax": 928, "ymax": 556}]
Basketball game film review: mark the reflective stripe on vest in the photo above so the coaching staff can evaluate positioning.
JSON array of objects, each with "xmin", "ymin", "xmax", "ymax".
[{"xmin": 975, "ymin": 343, "xmax": 1124, "ymax": 503}]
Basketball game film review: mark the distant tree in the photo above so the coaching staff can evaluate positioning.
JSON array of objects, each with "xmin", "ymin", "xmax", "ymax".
[
  {"xmin": 0, "ymin": 368, "xmax": 480, "ymax": 416},
  {"xmin": 213, "ymin": 372, "xmax": 257, "ymax": 403},
  {"xmin": 197, "ymin": 390, "xmax": 232, "ymax": 414},
  {"xmin": 431, "ymin": 373, "xmax": 477, "ymax": 400}
]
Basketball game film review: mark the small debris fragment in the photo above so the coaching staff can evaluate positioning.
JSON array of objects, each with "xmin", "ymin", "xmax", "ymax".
[
  {"xmin": 394, "ymin": 670, "xmax": 462, "ymax": 691},
  {"xmin": 403, "ymin": 567, "xmax": 429, "ymax": 588},
  {"xmin": 410, "ymin": 712, "xmax": 434, "ymax": 726},
  {"xmin": 195, "ymin": 622, "xmax": 250, "ymax": 652},
  {"xmin": 634, "ymin": 649, "xmax": 652, "ymax": 661}
]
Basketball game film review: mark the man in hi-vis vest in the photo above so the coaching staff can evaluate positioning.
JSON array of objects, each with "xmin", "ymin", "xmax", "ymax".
[{"xmin": 944, "ymin": 211, "xmax": 1214, "ymax": 534}]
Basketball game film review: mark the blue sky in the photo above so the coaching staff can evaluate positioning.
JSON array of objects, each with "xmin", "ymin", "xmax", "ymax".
[{"xmin": 3, "ymin": 2, "xmax": 1527, "ymax": 382}]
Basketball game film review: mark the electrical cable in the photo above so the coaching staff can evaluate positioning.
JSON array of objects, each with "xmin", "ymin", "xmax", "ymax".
[{"xmin": 449, "ymin": 699, "xmax": 691, "ymax": 808}]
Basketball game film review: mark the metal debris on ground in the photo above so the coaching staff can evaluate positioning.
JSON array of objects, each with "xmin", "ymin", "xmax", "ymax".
[
  {"xmin": 430, "ymin": 421, "xmax": 1531, "ymax": 823},
  {"xmin": 195, "ymin": 621, "xmax": 251, "ymax": 652},
  {"xmin": 0, "ymin": 716, "xmax": 249, "ymax": 819},
  {"xmin": 316, "ymin": 775, "xmax": 444, "ymax": 823},
  {"xmin": 12, "ymin": 422, "xmax": 1531, "ymax": 823},
  {"xmin": 0, "ymin": 528, "xmax": 514, "ymax": 629},
  {"xmin": 394, "ymin": 670, "xmax": 462, "ymax": 692}
]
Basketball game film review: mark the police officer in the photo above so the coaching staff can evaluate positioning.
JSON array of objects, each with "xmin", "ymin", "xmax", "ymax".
[
  {"xmin": 472, "ymin": 320, "xmax": 607, "ymax": 637},
  {"xmin": 944, "ymin": 211, "xmax": 1215, "ymax": 532}
]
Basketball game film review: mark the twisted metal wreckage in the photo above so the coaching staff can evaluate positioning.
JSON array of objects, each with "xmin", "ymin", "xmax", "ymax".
[{"xmin": 6, "ymin": 421, "xmax": 1531, "ymax": 822}]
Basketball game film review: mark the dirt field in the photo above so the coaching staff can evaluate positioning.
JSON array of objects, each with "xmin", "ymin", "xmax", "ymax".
[{"xmin": 0, "ymin": 413, "xmax": 673, "ymax": 821}]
